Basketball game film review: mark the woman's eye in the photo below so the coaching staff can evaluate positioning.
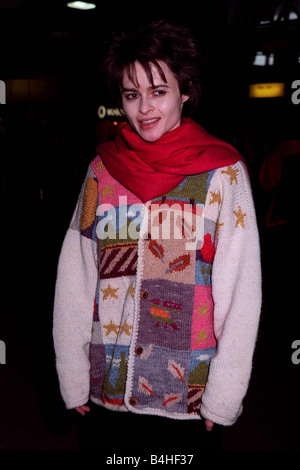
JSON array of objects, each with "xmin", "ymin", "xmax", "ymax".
[
  {"xmin": 154, "ymin": 90, "xmax": 165, "ymax": 96},
  {"xmin": 125, "ymin": 93, "xmax": 138, "ymax": 100}
]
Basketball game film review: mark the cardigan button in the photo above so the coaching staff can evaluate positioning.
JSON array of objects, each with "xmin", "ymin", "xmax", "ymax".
[
  {"xmin": 141, "ymin": 290, "xmax": 148, "ymax": 300},
  {"xmin": 129, "ymin": 396, "xmax": 138, "ymax": 406},
  {"xmin": 135, "ymin": 346, "xmax": 144, "ymax": 355}
]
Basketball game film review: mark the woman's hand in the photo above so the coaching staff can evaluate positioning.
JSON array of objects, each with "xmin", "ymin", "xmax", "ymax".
[
  {"xmin": 205, "ymin": 419, "xmax": 214, "ymax": 432},
  {"xmin": 75, "ymin": 405, "xmax": 90, "ymax": 416}
]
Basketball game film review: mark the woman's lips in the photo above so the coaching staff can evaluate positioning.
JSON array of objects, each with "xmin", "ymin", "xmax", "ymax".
[{"xmin": 138, "ymin": 117, "xmax": 161, "ymax": 129}]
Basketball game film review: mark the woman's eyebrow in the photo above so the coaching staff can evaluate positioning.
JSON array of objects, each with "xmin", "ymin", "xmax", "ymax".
[
  {"xmin": 151, "ymin": 84, "xmax": 170, "ymax": 89},
  {"xmin": 122, "ymin": 84, "xmax": 170, "ymax": 92},
  {"xmin": 121, "ymin": 87, "xmax": 138, "ymax": 93}
]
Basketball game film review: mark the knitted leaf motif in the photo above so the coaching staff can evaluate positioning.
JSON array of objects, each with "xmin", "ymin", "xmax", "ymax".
[
  {"xmin": 175, "ymin": 216, "xmax": 194, "ymax": 240},
  {"xmin": 166, "ymin": 254, "xmax": 191, "ymax": 274},
  {"xmin": 162, "ymin": 393, "xmax": 183, "ymax": 407},
  {"xmin": 148, "ymin": 240, "xmax": 164, "ymax": 263},
  {"xmin": 167, "ymin": 360, "xmax": 184, "ymax": 382},
  {"xmin": 150, "ymin": 307, "xmax": 180, "ymax": 331},
  {"xmin": 150, "ymin": 307, "xmax": 171, "ymax": 321},
  {"xmin": 138, "ymin": 377, "xmax": 157, "ymax": 397}
]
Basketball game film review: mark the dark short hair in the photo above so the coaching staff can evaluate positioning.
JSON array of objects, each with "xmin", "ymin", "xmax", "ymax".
[{"xmin": 102, "ymin": 20, "xmax": 203, "ymax": 115}]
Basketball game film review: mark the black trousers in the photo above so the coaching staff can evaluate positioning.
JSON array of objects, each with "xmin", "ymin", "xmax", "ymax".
[{"xmin": 75, "ymin": 401, "xmax": 223, "ymax": 453}]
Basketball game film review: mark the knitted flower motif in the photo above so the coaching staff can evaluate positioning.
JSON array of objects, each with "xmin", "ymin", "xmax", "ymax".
[{"xmin": 199, "ymin": 233, "xmax": 216, "ymax": 264}]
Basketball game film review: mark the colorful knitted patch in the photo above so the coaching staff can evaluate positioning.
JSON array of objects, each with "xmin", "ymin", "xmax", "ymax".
[
  {"xmin": 102, "ymin": 344, "xmax": 129, "ymax": 401},
  {"xmin": 100, "ymin": 243, "xmax": 138, "ymax": 279},
  {"xmin": 127, "ymin": 344, "xmax": 216, "ymax": 416},
  {"xmin": 91, "ymin": 156, "xmax": 142, "ymax": 207},
  {"xmin": 129, "ymin": 344, "xmax": 190, "ymax": 414},
  {"xmin": 138, "ymin": 279, "xmax": 194, "ymax": 350},
  {"xmin": 191, "ymin": 285, "xmax": 216, "ymax": 350}
]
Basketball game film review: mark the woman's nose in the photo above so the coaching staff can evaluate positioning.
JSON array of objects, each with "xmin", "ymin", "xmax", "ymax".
[{"xmin": 139, "ymin": 96, "xmax": 153, "ymax": 114}]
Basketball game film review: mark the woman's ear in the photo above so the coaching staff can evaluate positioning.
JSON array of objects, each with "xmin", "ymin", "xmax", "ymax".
[{"xmin": 181, "ymin": 80, "xmax": 192, "ymax": 104}]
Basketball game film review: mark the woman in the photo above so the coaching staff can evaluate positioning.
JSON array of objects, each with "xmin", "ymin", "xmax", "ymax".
[{"xmin": 53, "ymin": 20, "xmax": 261, "ymax": 449}]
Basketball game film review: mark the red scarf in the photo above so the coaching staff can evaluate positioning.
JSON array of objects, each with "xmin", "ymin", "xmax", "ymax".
[{"xmin": 97, "ymin": 118, "xmax": 243, "ymax": 202}]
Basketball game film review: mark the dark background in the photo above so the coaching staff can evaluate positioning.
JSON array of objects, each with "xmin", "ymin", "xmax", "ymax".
[{"xmin": 0, "ymin": 0, "xmax": 300, "ymax": 453}]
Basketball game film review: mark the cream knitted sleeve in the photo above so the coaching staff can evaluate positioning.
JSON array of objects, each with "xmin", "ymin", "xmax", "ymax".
[
  {"xmin": 200, "ymin": 161, "xmax": 262, "ymax": 426},
  {"xmin": 53, "ymin": 166, "xmax": 98, "ymax": 409}
]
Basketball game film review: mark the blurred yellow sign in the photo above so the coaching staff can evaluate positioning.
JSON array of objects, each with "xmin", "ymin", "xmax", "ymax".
[{"xmin": 249, "ymin": 82, "xmax": 285, "ymax": 98}]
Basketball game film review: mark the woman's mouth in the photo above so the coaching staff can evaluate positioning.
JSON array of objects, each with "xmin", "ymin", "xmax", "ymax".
[{"xmin": 138, "ymin": 118, "xmax": 160, "ymax": 129}]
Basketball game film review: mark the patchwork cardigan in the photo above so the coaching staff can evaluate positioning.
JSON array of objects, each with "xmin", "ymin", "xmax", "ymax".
[{"xmin": 53, "ymin": 156, "xmax": 262, "ymax": 426}]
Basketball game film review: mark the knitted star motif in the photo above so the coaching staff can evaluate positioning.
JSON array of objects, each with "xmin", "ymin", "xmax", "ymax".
[
  {"xmin": 195, "ymin": 329, "xmax": 209, "ymax": 344},
  {"xmin": 100, "ymin": 182, "xmax": 114, "ymax": 200},
  {"xmin": 221, "ymin": 166, "xmax": 239, "ymax": 185},
  {"xmin": 216, "ymin": 219, "xmax": 224, "ymax": 237},
  {"xmin": 103, "ymin": 320, "xmax": 133, "ymax": 337},
  {"xmin": 103, "ymin": 320, "xmax": 119, "ymax": 336},
  {"xmin": 126, "ymin": 282, "xmax": 135, "ymax": 299},
  {"xmin": 209, "ymin": 190, "xmax": 221, "ymax": 205},
  {"xmin": 195, "ymin": 304, "xmax": 209, "ymax": 318},
  {"xmin": 101, "ymin": 284, "xmax": 119, "ymax": 300},
  {"xmin": 120, "ymin": 320, "xmax": 133, "ymax": 336},
  {"xmin": 233, "ymin": 205, "xmax": 247, "ymax": 228}
]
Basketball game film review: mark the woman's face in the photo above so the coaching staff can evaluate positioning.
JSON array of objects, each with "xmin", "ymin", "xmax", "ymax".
[{"xmin": 121, "ymin": 61, "xmax": 189, "ymax": 142}]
